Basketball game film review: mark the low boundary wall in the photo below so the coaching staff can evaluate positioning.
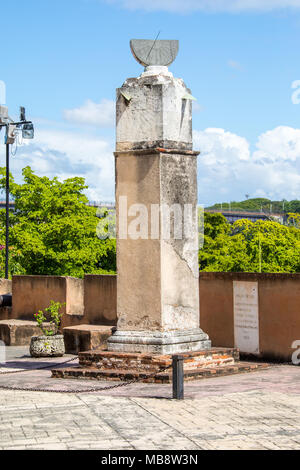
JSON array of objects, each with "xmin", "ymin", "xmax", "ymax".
[
  {"xmin": 12, "ymin": 276, "xmax": 85, "ymax": 329},
  {"xmin": 199, "ymin": 272, "xmax": 300, "ymax": 362},
  {"xmin": 84, "ymin": 275, "xmax": 117, "ymax": 326},
  {"xmin": 1, "ymin": 273, "xmax": 299, "ymax": 361}
]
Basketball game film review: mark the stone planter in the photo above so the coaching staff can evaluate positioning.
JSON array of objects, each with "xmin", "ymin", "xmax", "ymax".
[{"xmin": 30, "ymin": 335, "xmax": 65, "ymax": 358}]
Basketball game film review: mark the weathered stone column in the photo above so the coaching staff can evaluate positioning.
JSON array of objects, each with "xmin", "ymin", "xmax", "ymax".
[
  {"xmin": 52, "ymin": 42, "xmax": 245, "ymax": 383},
  {"xmin": 107, "ymin": 48, "xmax": 211, "ymax": 355}
]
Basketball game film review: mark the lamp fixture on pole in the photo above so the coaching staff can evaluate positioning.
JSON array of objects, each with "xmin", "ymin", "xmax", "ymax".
[{"xmin": 0, "ymin": 105, "xmax": 34, "ymax": 279}]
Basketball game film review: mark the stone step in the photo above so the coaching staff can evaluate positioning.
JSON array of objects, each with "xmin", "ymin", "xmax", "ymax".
[
  {"xmin": 0, "ymin": 320, "xmax": 50, "ymax": 346},
  {"xmin": 52, "ymin": 361, "xmax": 270, "ymax": 384},
  {"xmin": 63, "ymin": 325, "xmax": 115, "ymax": 355},
  {"xmin": 78, "ymin": 347, "xmax": 240, "ymax": 371},
  {"xmin": 52, "ymin": 347, "xmax": 248, "ymax": 383}
]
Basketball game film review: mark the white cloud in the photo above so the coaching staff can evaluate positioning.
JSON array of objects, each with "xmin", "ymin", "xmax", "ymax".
[
  {"xmin": 107, "ymin": 0, "xmax": 300, "ymax": 13},
  {"xmin": 0, "ymin": 127, "xmax": 115, "ymax": 202},
  {"xmin": 2, "ymin": 121, "xmax": 300, "ymax": 206},
  {"xmin": 64, "ymin": 99, "xmax": 115, "ymax": 127},
  {"xmin": 253, "ymin": 126, "xmax": 300, "ymax": 163},
  {"xmin": 194, "ymin": 126, "xmax": 300, "ymax": 205}
]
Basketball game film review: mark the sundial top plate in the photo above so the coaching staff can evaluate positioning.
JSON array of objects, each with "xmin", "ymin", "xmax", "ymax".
[{"xmin": 130, "ymin": 39, "xmax": 179, "ymax": 67}]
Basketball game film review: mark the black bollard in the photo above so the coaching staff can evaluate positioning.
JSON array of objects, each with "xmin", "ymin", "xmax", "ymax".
[{"xmin": 172, "ymin": 355, "xmax": 184, "ymax": 400}]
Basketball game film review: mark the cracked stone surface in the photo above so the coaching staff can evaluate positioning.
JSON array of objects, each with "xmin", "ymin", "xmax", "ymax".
[{"xmin": 116, "ymin": 72, "xmax": 193, "ymax": 152}]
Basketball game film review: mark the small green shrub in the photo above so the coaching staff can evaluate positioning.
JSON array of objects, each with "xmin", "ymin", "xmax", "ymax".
[{"xmin": 34, "ymin": 301, "xmax": 65, "ymax": 336}]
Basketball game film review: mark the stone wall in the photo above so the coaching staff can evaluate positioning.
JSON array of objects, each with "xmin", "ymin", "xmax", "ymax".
[
  {"xmin": 0, "ymin": 279, "xmax": 12, "ymax": 295},
  {"xmin": 2, "ymin": 275, "xmax": 117, "ymax": 328},
  {"xmin": 199, "ymin": 272, "xmax": 300, "ymax": 362},
  {"xmin": 0, "ymin": 279, "xmax": 13, "ymax": 320},
  {"xmin": 2, "ymin": 273, "xmax": 300, "ymax": 361},
  {"xmin": 11, "ymin": 276, "xmax": 85, "ymax": 329},
  {"xmin": 84, "ymin": 275, "xmax": 117, "ymax": 326}
]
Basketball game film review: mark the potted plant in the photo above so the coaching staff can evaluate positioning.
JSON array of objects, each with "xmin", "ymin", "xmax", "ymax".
[{"xmin": 30, "ymin": 301, "xmax": 66, "ymax": 357}]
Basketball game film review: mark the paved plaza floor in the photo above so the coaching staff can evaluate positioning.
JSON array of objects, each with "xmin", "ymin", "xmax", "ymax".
[{"xmin": 0, "ymin": 347, "xmax": 299, "ymax": 450}]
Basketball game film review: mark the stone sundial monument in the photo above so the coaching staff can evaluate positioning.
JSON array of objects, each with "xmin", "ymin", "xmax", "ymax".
[
  {"xmin": 107, "ymin": 38, "xmax": 211, "ymax": 355},
  {"xmin": 54, "ymin": 39, "xmax": 241, "ymax": 383},
  {"xmin": 130, "ymin": 38, "xmax": 179, "ymax": 67}
]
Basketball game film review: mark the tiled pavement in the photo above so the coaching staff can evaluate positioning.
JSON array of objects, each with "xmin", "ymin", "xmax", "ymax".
[{"xmin": 0, "ymin": 347, "xmax": 299, "ymax": 450}]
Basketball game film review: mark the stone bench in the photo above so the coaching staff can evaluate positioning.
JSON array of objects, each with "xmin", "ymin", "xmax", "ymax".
[
  {"xmin": 63, "ymin": 325, "xmax": 114, "ymax": 355},
  {"xmin": 0, "ymin": 320, "xmax": 50, "ymax": 346}
]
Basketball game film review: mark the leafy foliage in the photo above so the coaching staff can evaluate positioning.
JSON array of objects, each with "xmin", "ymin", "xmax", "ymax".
[
  {"xmin": 206, "ymin": 197, "xmax": 300, "ymax": 214},
  {"xmin": 199, "ymin": 212, "xmax": 300, "ymax": 273},
  {"xmin": 0, "ymin": 167, "xmax": 116, "ymax": 277},
  {"xmin": 0, "ymin": 166, "xmax": 299, "ymax": 277},
  {"xmin": 287, "ymin": 213, "xmax": 300, "ymax": 228},
  {"xmin": 34, "ymin": 301, "xmax": 65, "ymax": 336}
]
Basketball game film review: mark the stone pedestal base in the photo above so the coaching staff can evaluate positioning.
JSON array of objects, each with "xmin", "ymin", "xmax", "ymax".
[
  {"xmin": 52, "ymin": 347, "xmax": 271, "ymax": 383},
  {"xmin": 51, "ymin": 347, "xmax": 271, "ymax": 384},
  {"xmin": 107, "ymin": 329, "xmax": 211, "ymax": 354}
]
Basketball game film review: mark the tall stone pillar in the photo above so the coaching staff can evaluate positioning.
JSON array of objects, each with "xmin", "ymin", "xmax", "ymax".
[
  {"xmin": 53, "ymin": 41, "xmax": 243, "ymax": 383},
  {"xmin": 107, "ymin": 40, "xmax": 211, "ymax": 355}
]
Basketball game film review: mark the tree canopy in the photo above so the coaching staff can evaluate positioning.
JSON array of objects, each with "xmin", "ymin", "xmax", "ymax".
[
  {"xmin": 0, "ymin": 167, "xmax": 116, "ymax": 278},
  {"xmin": 199, "ymin": 212, "xmax": 300, "ymax": 273},
  {"xmin": 206, "ymin": 197, "xmax": 300, "ymax": 214},
  {"xmin": 0, "ymin": 167, "xmax": 299, "ymax": 277}
]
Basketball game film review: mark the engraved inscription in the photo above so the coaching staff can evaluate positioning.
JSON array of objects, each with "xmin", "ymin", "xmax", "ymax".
[{"xmin": 234, "ymin": 281, "xmax": 259, "ymax": 355}]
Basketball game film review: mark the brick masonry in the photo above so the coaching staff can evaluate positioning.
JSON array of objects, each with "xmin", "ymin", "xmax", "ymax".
[
  {"xmin": 78, "ymin": 347, "xmax": 239, "ymax": 370},
  {"xmin": 51, "ymin": 347, "xmax": 269, "ymax": 384},
  {"xmin": 52, "ymin": 361, "xmax": 269, "ymax": 384}
]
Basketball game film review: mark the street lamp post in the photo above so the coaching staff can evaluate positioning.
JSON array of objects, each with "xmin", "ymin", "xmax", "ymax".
[
  {"xmin": 5, "ymin": 141, "xmax": 9, "ymax": 279},
  {"xmin": 0, "ymin": 107, "xmax": 34, "ymax": 279}
]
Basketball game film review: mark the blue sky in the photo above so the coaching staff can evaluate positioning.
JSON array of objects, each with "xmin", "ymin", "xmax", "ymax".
[{"xmin": 1, "ymin": 0, "xmax": 300, "ymax": 205}]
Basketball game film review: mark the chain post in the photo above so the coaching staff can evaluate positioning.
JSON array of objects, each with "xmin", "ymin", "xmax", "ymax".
[{"xmin": 172, "ymin": 355, "xmax": 184, "ymax": 400}]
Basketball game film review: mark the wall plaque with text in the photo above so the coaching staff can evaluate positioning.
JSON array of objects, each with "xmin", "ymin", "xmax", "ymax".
[{"xmin": 233, "ymin": 281, "xmax": 259, "ymax": 354}]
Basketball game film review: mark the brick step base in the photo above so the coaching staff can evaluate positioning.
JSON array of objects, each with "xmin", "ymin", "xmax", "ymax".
[
  {"xmin": 52, "ymin": 361, "xmax": 270, "ymax": 384},
  {"xmin": 78, "ymin": 347, "xmax": 240, "ymax": 371},
  {"xmin": 51, "ymin": 347, "xmax": 270, "ymax": 383}
]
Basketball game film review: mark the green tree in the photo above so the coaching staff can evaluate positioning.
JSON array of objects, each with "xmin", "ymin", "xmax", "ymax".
[
  {"xmin": 199, "ymin": 212, "xmax": 300, "ymax": 273},
  {"xmin": 206, "ymin": 197, "xmax": 300, "ymax": 215},
  {"xmin": 287, "ymin": 212, "xmax": 300, "ymax": 228},
  {"xmin": 0, "ymin": 167, "xmax": 116, "ymax": 278}
]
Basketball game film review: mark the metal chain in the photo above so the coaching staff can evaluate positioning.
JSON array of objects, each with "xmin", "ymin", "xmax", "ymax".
[
  {"xmin": 0, "ymin": 363, "xmax": 173, "ymax": 394},
  {"xmin": 0, "ymin": 348, "xmax": 173, "ymax": 394},
  {"xmin": 0, "ymin": 355, "xmax": 79, "ymax": 376}
]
